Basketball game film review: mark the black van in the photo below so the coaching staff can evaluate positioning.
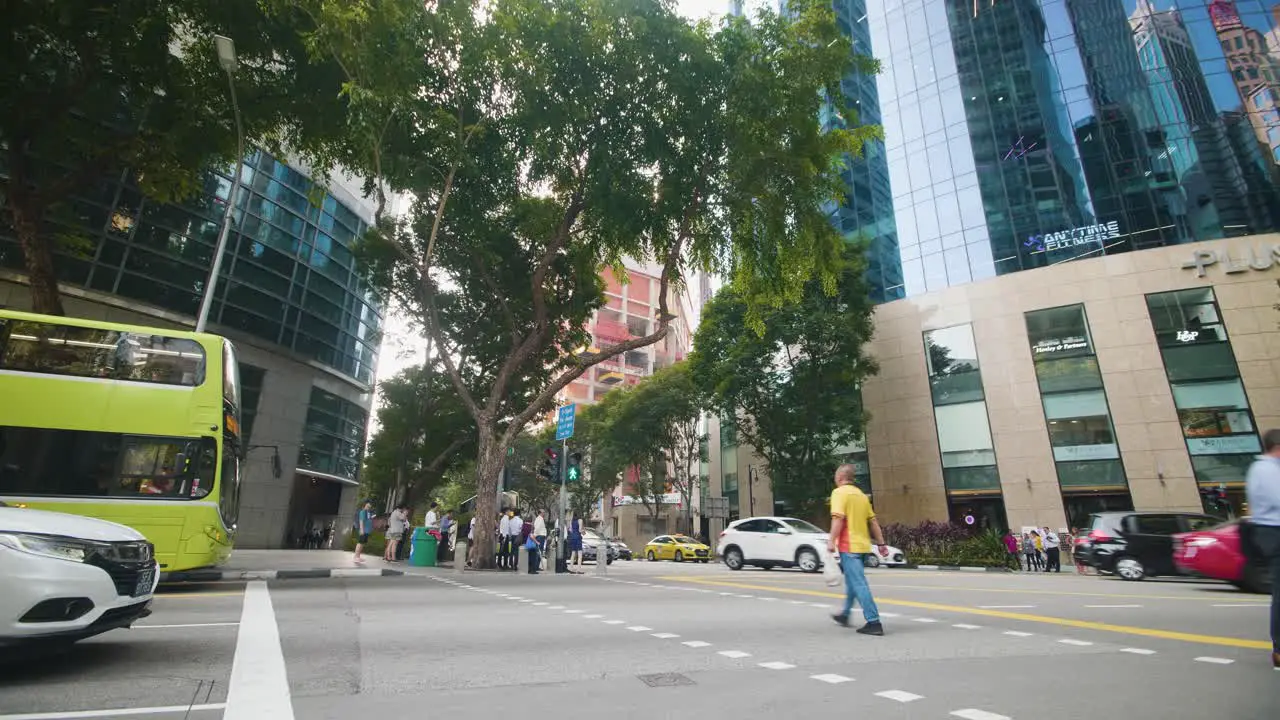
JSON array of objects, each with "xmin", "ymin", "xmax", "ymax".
[{"xmin": 1075, "ymin": 511, "xmax": 1220, "ymax": 580}]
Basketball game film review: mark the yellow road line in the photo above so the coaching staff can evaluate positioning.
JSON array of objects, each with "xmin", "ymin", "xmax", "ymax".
[
  {"xmin": 662, "ymin": 574, "xmax": 1232, "ymax": 602},
  {"xmin": 660, "ymin": 576, "xmax": 1271, "ymax": 651}
]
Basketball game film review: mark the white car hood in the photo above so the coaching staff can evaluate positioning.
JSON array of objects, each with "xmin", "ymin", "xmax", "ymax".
[{"xmin": 0, "ymin": 506, "xmax": 146, "ymax": 542}]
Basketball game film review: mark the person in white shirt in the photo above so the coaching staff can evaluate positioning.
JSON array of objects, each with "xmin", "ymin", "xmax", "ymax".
[
  {"xmin": 383, "ymin": 505, "xmax": 409, "ymax": 562},
  {"xmin": 423, "ymin": 502, "xmax": 440, "ymax": 529},
  {"xmin": 1042, "ymin": 527, "xmax": 1061, "ymax": 573},
  {"xmin": 509, "ymin": 510, "xmax": 525, "ymax": 571},
  {"xmin": 533, "ymin": 510, "xmax": 548, "ymax": 561},
  {"xmin": 466, "ymin": 515, "xmax": 477, "ymax": 567},
  {"xmin": 498, "ymin": 511, "xmax": 512, "ymax": 569}
]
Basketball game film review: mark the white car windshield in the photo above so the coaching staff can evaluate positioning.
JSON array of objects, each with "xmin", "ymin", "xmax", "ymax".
[{"xmin": 783, "ymin": 518, "xmax": 826, "ymax": 534}]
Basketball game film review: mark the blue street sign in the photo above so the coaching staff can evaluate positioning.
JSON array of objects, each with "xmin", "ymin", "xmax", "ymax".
[{"xmin": 555, "ymin": 404, "xmax": 576, "ymax": 441}]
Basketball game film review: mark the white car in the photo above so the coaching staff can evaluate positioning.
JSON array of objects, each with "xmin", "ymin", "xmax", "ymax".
[
  {"xmin": 0, "ymin": 504, "xmax": 159, "ymax": 647},
  {"xmin": 717, "ymin": 516, "xmax": 908, "ymax": 572}
]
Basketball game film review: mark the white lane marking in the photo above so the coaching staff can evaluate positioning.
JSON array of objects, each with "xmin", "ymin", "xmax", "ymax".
[
  {"xmin": 876, "ymin": 690, "xmax": 923, "ymax": 703},
  {"xmin": 533, "ymin": 602, "xmax": 549, "ymax": 606},
  {"xmin": 1085, "ymin": 604, "xmax": 1142, "ymax": 608},
  {"xmin": 1212, "ymin": 603, "xmax": 1270, "ymax": 607},
  {"xmin": 953, "ymin": 624, "xmax": 982, "ymax": 630},
  {"xmin": 1058, "ymin": 639, "xmax": 1094, "ymax": 646},
  {"xmin": 980, "ymin": 605, "xmax": 1035, "ymax": 609},
  {"xmin": 879, "ymin": 612, "xmax": 901, "ymax": 618},
  {"xmin": 651, "ymin": 633, "xmax": 680, "ymax": 639},
  {"xmin": 758, "ymin": 661, "xmax": 795, "ymax": 670},
  {"xmin": 1121, "ymin": 648, "xmax": 1157, "ymax": 655},
  {"xmin": 564, "ymin": 609, "xmax": 584, "ymax": 614},
  {"xmin": 1194, "ymin": 657, "xmax": 1235, "ymax": 665},
  {"xmin": 134, "ymin": 622, "xmax": 239, "ymax": 629},
  {"xmin": 626, "ymin": 625, "xmax": 653, "ymax": 632},
  {"xmin": 950, "ymin": 710, "xmax": 1010, "ymax": 720},
  {"xmin": 810, "ymin": 603, "xmax": 829, "ymax": 608},
  {"xmin": 225, "ymin": 581, "xmax": 293, "ymax": 720},
  {"xmin": 718, "ymin": 650, "xmax": 752, "ymax": 659},
  {"xmin": 758, "ymin": 597, "xmax": 778, "ymax": 602},
  {"xmin": 811, "ymin": 673, "xmax": 853, "ymax": 684},
  {"xmin": 584, "ymin": 614, "xmax": 603, "ymax": 619},
  {"xmin": 736, "ymin": 594, "xmax": 754, "ymax": 598},
  {"xmin": 682, "ymin": 641, "xmax": 712, "ymax": 648},
  {"xmin": 603, "ymin": 620, "xmax": 626, "ymax": 625},
  {"xmin": 790, "ymin": 600, "xmax": 808, "ymax": 605},
  {"xmin": 521, "ymin": 599, "xmax": 535, "ymax": 603},
  {"xmin": 911, "ymin": 618, "xmax": 938, "ymax": 623},
  {"xmin": 1003, "ymin": 631, "xmax": 1034, "ymax": 637},
  {"xmin": 721, "ymin": 592, "xmax": 735, "ymax": 596},
  {"xmin": 547, "ymin": 605, "xmax": 566, "ymax": 610},
  {"xmin": 0, "ymin": 705, "xmax": 227, "ymax": 719}
]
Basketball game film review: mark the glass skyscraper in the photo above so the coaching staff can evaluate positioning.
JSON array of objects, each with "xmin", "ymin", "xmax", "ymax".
[{"xmin": 865, "ymin": 0, "xmax": 1280, "ymax": 295}]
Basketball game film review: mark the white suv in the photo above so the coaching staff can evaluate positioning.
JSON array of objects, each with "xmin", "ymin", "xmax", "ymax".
[
  {"xmin": 717, "ymin": 516, "xmax": 832, "ymax": 573},
  {"xmin": 0, "ymin": 505, "xmax": 159, "ymax": 647}
]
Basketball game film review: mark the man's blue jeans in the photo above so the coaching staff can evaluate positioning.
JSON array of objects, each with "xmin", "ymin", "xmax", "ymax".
[{"xmin": 839, "ymin": 552, "xmax": 881, "ymax": 623}]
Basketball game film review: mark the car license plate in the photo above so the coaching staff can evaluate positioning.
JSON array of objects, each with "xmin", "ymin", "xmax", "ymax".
[{"xmin": 134, "ymin": 567, "xmax": 155, "ymax": 596}]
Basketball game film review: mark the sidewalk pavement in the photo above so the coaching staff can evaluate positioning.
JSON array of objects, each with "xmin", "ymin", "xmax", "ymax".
[{"xmin": 161, "ymin": 549, "xmax": 409, "ymax": 582}]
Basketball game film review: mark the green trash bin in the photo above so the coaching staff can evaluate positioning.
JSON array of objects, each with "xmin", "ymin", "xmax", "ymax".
[{"xmin": 409, "ymin": 527, "xmax": 438, "ymax": 567}]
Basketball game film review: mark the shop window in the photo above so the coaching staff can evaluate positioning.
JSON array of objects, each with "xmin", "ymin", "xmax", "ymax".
[
  {"xmin": 935, "ymin": 401, "xmax": 997, "ymax": 468},
  {"xmin": 1026, "ymin": 304, "xmax": 1093, "ymax": 360}
]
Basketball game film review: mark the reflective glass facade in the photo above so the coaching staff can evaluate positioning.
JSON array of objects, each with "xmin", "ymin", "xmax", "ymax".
[
  {"xmin": 0, "ymin": 151, "xmax": 383, "ymax": 384},
  {"xmin": 866, "ymin": 0, "xmax": 1280, "ymax": 295},
  {"xmin": 298, "ymin": 387, "xmax": 369, "ymax": 482}
]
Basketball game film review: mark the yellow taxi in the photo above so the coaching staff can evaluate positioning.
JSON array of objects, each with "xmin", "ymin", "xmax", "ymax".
[{"xmin": 643, "ymin": 534, "xmax": 712, "ymax": 563}]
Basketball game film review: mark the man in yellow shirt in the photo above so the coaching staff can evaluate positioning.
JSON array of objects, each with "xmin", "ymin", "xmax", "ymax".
[{"xmin": 827, "ymin": 464, "xmax": 888, "ymax": 635}]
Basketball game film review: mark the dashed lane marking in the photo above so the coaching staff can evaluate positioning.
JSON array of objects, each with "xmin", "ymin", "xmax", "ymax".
[
  {"xmin": 876, "ymin": 690, "xmax": 924, "ymax": 703},
  {"xmin": 758, "ymin": 661, "xmax": 796, "ymax": 670},
  {"xmin": 811, "ymin": 674, "xmax": 853, "ymax": 684},
  {"xmin": 718, "ymin": 650, "xmax": 752, "ymax": 659},
  {"xmin": 658, "ymin": 576, "xmax": 1272, "ymax": 650},
  {"xmin": 651, "ymin": 633, "xmax": 680, "ymax": 639},
  {"xmin": 1121, "ymin": 648, "xmax": 1157, "ymax": 655},
  {"xmin": 603, "ymin": 620, "xmax": 626, "ymax": 625},
  {"xmin": 953, "ymin": 624, "xmax": 982, "ymax": 630},
  {"xmin": 1058, "ymin": 639, "xmax": 1094, "ymax": 646},
  {"xmin": 950, "ymin": 710, "xmax": 1010, "ymax": 720},
  {"xmin": 912, "ymin": 618, "xmax": 938, "ymax": 623},
  {"xmin": 1194, "ymin": 657, "xmax": 1235, "ymax": 665},
  {"xmin": 584, "ymin": 614, "xmax": 603, "ymax": 619},
  {"xmin": 682, "ymin": 641, "xmax": 712, "ymax": 648},
  {"xmin": 626, "ymin": 625, "xmax": 653, "ymax": 632},
  {"xmin": 1003, "ymin": 631, "xmax": 1034, "ymax": 637},
  {"xmin": 981, "ymin": 605, "xmax": 1035, "ymax": 609},
  {"xmin": 1085, "ymin": 604, "xmax": 1142, "ymax": 608}
]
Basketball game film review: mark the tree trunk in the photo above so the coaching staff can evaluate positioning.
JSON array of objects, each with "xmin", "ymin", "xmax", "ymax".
[
  {"xmin": 10, "ymin": 198, "xmax": 64, "ymax": 316},
  {"xmin": 470, "ymin": 429, "xmax": 503, "ymax": 569}
]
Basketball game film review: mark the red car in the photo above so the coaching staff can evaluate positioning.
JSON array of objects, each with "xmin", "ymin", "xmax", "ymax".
[{"xmin": 1173, "ymin": 518, "xmax": 1272, "ymax": 594}]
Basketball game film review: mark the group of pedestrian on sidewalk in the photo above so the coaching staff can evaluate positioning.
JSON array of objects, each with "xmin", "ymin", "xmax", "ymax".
[
  {"xmin": 493, "ymin": 508, "xmax": 549, "ymax": 573},
  {"xmin": 1003, "ymin": 527, "xmax": 1063, "ymax": 572}
]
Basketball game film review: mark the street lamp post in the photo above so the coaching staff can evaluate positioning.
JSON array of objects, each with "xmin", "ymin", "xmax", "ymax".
[{"xmin": 196, "ymin": 34, "xmax": 244, "ymax": 333}]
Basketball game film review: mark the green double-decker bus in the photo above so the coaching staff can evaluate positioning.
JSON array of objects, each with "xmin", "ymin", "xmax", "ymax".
[{"xmin": 0, "ymin": 309, "xmax": 243, "ymax": 572}]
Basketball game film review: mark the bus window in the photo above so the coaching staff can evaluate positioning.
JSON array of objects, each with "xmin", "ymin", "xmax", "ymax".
[
  {"xmin": 0, "ymin": 427, "xmax": 216, "ymax": 499},
  {"xmin": 0, "ymin": 319, "xmax": 205, "ymax": 386}
]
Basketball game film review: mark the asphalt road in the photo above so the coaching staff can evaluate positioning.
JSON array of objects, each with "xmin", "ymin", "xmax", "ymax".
[{"xmin": 2, "ymin": 560, "xmax": 1277, "ymax": 720}]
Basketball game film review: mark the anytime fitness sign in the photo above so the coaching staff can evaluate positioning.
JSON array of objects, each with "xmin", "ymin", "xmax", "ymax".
[
  {"xmin": 1027, "ymin": 221, "xmax": 1121, "ymax": 253},
  {"xmin": 1182, "ymin": 244, "xmax": 1280, "ymax": 277}
]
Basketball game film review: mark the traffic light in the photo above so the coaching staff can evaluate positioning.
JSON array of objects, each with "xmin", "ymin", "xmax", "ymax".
[
  {"xmin": 538, "ymin": 447, "xmax": 559, "ymax": 483},
  {"xmin": 566, "ymin": 452, "xmax": 583, "ymax": 483}
]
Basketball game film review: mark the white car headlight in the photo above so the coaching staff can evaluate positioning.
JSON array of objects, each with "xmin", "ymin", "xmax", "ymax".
[{"xmin": 0, "ymin": 533, "xmax": 94, "ymax": 563}]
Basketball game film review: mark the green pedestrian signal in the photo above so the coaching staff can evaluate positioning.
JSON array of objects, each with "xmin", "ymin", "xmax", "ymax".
[{"xmin": 566, "ymin": 452, "xmax": 583, "ymax": 482}]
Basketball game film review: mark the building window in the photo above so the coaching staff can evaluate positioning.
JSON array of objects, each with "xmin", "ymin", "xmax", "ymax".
[
  {"xmin": 1145, "ymin": 288, "xmax": 1259, "ymax": 516},
  {"xmin": 923, "ymin": 325, "xmax": 1005, "ymax": 528},
  {"xmin": 1025, "ymin": 305, "xmax": 1132, "ymax": 528},
  {"xmin": 238, "ymin": 364, "xmax": 266, "ymax": 445},
  {"xmin": 297, "ymin": 386, "xmax": 367, "ymax": 481}
]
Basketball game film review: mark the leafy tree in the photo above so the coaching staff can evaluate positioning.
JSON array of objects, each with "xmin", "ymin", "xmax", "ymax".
[
  {"xmin": 356, "ymin": 0, "xmax": 877, "ymax": 568},
  {"xmin": 689, "ymin": 244, "xmax": 879, "ymax": 519},
  {"xmin": 359, "ymin": 362, "xmax": 475, "ymax": 509},
  {"xmin": 1, "ymin": 0, "xmax": 389, "ymax": 313}
]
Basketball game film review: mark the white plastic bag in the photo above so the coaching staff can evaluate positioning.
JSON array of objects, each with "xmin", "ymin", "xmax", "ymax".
[{"xmin": 822, "ymin": 552, "xmax": 842, "ymax": 586}]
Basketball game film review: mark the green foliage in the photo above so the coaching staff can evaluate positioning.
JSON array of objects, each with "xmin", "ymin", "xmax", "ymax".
[
  {"xmin": 346, "ymin": 0, "xmax": 879, "ymax": 568},
  {"xmin": 880, "ymin": 523, "xmax": 1015, "ymax": 569},
  {"xmin": 359, "ymin": 362, "xmax": 475, "ymax": 508},
  {"xmin": 1, "ymin": 0, "xmax": 376, "ymax": 313},
  {"xmin": 689, "ymin": 243, "xmax": 879, "ymax": 519}
]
